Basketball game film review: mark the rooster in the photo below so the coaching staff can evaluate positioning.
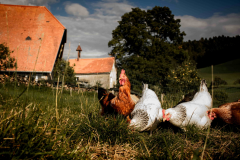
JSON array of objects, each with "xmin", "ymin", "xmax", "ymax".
[
  {"xmin": 207, "ymin": 101, "xmax": 240, "ymax": 125},
  {"xmin": 98, "ymin": 69, "xmax": 135, "ymax": 118},
  {"xmin": 162, "ymin": 79, "xmax": 212, "ymax": 130},
  {"xmin": 129, "ymin": 83, "xmax": 163, "ymax": 135}
]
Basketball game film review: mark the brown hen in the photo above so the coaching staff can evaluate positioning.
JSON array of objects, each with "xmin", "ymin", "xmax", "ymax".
[
  {"xmin": 207, "ymin": 101, "xmax": 240, "ymax": 125},
  {"xmin": 98, "ymin": 69, "xmax": 135, "ymax": 117}
]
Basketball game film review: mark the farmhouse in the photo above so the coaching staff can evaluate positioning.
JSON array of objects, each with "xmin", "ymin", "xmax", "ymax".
[
  {"xmin": 0, "ymin": 4, "xmax": 66, "ymax": 81},
  {"xmin": 69, "ymin": 44, "xmax": 117, "ymax": 89}
]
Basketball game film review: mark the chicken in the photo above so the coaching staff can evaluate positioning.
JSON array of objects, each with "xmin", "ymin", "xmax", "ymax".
[
  {"xmin": 129, "ymin": 83, "xmax": 163, "ymax": 135},
  {"xmin": 162, "ymin": 79, "xmax": 212, "ymax": 130},
  {"xmin": 190, "ymin": 79, "xmax": 212, "ymax": 110},
  {"xmin": 98, "ymin": 69, "xmax": 135, "ymax": 117},
  {"xmin": 176, "ymin": 91, "xmax": 197, "ymax": 105},
  {"xmin": 207, "ymin": 101, "xmax": 240, "ymax": 125}
]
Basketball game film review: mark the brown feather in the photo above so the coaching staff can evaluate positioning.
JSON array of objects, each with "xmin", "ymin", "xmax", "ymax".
[
  {"xmin": 229, "ymin": 103, "xmax": 240, "ymax": 125},
  {"xmin": 98, "ymin": 70, "xmax": 135, "ymax": 117},
  {"xmin": 209, "ymin": 102, "xmax": 240, "ymax": 125},
  {"xmin": 111, "ymin": 77, "xmax": 135, "ymax": 116}
]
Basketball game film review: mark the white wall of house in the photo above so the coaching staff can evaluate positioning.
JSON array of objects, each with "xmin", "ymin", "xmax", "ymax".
[
  {"xmin": 76, "ymin": 73, "xmax": 110, "ymax": 88},
  {"xmin": 75, "ymin": 63, "xmax": 117, "ymax": 89},
  {"xmin": 109, "ymin": 62, "xmax": 117, "ymax": 88}
]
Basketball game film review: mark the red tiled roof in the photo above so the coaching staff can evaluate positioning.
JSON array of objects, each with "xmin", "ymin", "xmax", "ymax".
[
  {"xmin": 0, "ymin": 4, "xmax": 66, "ymax": 73},
  {"xmin": 69, "ymin": 57, "xmax": 115, "ymax": 74}
]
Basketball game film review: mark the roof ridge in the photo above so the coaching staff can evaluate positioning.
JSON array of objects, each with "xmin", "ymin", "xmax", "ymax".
[
  {"xmin": 42, "ymin": 6, "xmax": 66, "ymax": 29},
  {"xmin": 0, "ymin": 4, "xmax": 43, "ymax": 8},
  {"xmin": 0, "ymin": 4, "xmax": 65, "ymax": 29},
  {"xmin": 69, "ymin": 57, "xmax": 114, "ymax": 60}
]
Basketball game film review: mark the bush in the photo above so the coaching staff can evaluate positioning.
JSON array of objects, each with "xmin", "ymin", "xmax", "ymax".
[
  {"xmin": 165, "ymin": 59, "xmax": 201, "ymax": 93},
  {"xmin": 233, "ymin": 79, "xmax": 240, "ymax": 85},
  {"xmin": 210, "ymin": 76, "xmax": 227, "ymax": 88},
  {"xmin": 53, "ymin": 59, "xmax": 76, "ymax": 85},
  {"xmin": 213, "ymin": 90, "xmax": 228, "ymax": 104}
]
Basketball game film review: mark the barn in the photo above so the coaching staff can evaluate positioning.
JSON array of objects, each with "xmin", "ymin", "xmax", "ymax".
[
  {"xmin": 0, "ymin": 4, "xmax": 67, "ymax": 81},
  {"xmin": 69, "ymin": 44, "xmax": 117, "ymax": 89}
]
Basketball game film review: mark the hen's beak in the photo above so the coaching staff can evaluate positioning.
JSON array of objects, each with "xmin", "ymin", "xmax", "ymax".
[
  {"xmin": 163, "ymin": 118, "xmax": 166, "ymax": 122},
  {"xmin": 119, "ymin": 78, "xmax": 121, "ymax": 80}
]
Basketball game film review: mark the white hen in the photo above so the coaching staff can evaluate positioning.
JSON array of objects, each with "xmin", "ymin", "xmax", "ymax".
[
  {"xmin": 162, "ymin": 79, "xmax": 212, "ymax": 130},
  {"xmin": 191, "ymin": 79, "xmax": 212, "ymax": 110},
  {"xmin": 129, "ymin": 83, "xmax": 163, "ymax": 134}
]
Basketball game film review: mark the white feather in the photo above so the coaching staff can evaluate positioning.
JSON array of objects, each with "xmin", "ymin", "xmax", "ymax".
[
  {"xmin": 164, "ymin": 79, "xmax": 213, "ymax": 130},
  {"xmin": 191, "ymin": 79, "xmax": 212, "ymax": 109},
  {"xmin": 130, "ymin": 84, "xmax": 162, "ymax": 133}
]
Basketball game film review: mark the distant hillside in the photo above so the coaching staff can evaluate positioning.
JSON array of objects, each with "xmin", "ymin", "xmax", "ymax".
[
  {"xmin": 198, "ymin": 59, "xmax": 240, "ymax": 103},
  {"xmin": 198, "ymin": 58, "xmax": 240, "ymax": 84},
  {"xmin": 198, "ymin": 58, "xmax": 240, "ymax": 74}
]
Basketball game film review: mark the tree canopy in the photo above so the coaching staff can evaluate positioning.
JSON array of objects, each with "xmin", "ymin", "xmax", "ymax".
[
  {"xmin": 182, "ymin": 35, "xmax": 240, "ymax": 68},
  {"xmin": 0, "ymin": 43, "xmax": 16, "ymax": 71},
  {"xmin": 108, "ymin": 7, "xmax": 186, "ymax": 59},
  {"xmin": 108, "ymin": 6, "xmax": 200, "ymax": 93}
]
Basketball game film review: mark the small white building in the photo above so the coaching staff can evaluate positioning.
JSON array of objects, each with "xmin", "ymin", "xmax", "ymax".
[{"xmin": 69, "ymin": 45, "xmax": 117, "ymax": 89}]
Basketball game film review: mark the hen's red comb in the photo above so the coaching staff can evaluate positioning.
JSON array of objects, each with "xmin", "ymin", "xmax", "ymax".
[
  {"xmin": 162, "ymin": 109, "xmax": 165, "ymax": 118},
  {"xmin": 121, "ymin": 69, "xmax": 125, "ymax": 74}
]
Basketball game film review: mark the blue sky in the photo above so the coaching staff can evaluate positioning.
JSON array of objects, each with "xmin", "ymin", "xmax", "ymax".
[{"xmin": 2, "ymin": 0, "xmax": 240, "ymax": 59}]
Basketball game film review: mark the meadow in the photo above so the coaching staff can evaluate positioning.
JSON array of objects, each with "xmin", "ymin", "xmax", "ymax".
[
  {"xmin": 198, "ymin": 58, "xmax": 240, "ymax": 103},
  {"xmin": 0, "ymin": 80, "xmax": 240, "ymax": 159}
]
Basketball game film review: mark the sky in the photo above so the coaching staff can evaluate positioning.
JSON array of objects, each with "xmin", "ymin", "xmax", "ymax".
[{"xmin": 1, "ymin": 0, "xmax": 240, "ymax": 59}]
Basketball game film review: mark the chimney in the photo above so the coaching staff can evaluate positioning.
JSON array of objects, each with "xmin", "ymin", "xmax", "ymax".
[{"xmin": 76, "ymin": 43, "xmax": 82, "ymax": 61}]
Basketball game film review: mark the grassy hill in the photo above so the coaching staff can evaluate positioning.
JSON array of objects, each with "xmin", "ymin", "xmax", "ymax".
[{"xmin": 198, "ymin": 58, "xmax": 240, "ymax": 103}]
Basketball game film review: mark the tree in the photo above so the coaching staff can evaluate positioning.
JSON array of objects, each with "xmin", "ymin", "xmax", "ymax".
[
  {"xmin": 53, "ymin": 59, "xmax": 76, "ymax": 85},
  {"xmin": 182, "ymin": 35, "xmax": 240, "ymax": 68},
  {"xmin": 210, "ymin": 76, "xmax": 227, "ymax": 88},
  {"xmin": 0, "ymin": 43, "xmax": 16, "ymax": 71},
  {"xmin": 108, "ymin": 6, "xmax": 193, "ymax": 92},
  {"xmin": 108, "ymin": 7, "xmax": 186, "ymax": 59},
  {"xmin": 108, "ymin": 6, "xmax": 186, "ymax": 58}
]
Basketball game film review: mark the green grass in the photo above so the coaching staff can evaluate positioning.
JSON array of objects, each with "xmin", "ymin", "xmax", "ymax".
[
  {"xmin": 198, "ymin": 58, "xmax": 240, "ymax": 104},
  {"xmin": 1, "ymin": 81, "xmax": 240, "ymax": 159}
]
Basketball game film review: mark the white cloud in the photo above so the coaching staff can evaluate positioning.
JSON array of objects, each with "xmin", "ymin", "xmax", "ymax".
[
  {"xmin": 59, "ymin": 0, "xmax": 135, "ymax": 59},
  {"xmin": 64, "ymin": 3, "xmax": 89, "ymax": 17},
  {"xmin": 57, "ymin": 13, "xmax": 119, "ymax": 59},
  {"xmin": 176, "ymin": 13, "xmax": 240, "ymax": 41},
  {"xmin": 92, "ymin": 0, "xmax": 134, "ymax": 16}
]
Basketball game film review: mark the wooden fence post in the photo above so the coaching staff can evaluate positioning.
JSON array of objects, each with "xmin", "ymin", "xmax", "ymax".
[
  {"xmin": 161, "ymin": 94, "xmax": 164, "ymax": 104},
  {"xmin": 212, "ymin": 65, "xmax": 214, "ymax": 105},
  {"xmin": 70, "ymin": 87, "xmax": 72, "ymax": 96}
]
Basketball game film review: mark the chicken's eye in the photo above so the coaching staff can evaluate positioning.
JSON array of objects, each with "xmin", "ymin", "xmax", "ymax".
[{"xmin": 129, "ymin": 114, "xmax": 133, "ymax": 119}]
